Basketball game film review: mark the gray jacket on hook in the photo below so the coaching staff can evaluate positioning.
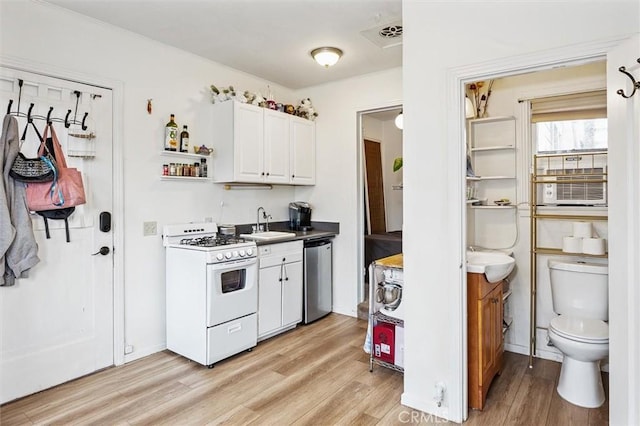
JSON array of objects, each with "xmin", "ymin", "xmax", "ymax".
[{"xmin": 1, "ymin": 114, "xmax": 40, "ymax": 286}]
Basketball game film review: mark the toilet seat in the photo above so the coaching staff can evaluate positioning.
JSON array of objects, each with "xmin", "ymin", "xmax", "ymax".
[{"xmin": 550, "ymin": 316, "xmax": 608, "ymax": 343}]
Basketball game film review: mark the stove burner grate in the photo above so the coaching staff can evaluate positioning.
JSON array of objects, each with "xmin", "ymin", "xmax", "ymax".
[{"xmin": 179, "ymin": 235, "xmax": 247, "ymax": 247}]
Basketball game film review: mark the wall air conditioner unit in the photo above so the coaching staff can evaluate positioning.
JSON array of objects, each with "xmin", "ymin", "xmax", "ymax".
[{"xmin": 538, "ymin": 154, "xmax": 607, "ymax": 206}]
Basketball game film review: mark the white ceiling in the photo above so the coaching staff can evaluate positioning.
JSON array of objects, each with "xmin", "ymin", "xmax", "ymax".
[{"xmin": 44, "ymin": 0, "xmax": 403, "ymax": 90}]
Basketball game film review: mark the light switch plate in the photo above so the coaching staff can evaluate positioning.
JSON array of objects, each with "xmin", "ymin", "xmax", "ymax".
[{"xmin": 143, "ymin": 221, "xmax": 157, "ymax": 236}]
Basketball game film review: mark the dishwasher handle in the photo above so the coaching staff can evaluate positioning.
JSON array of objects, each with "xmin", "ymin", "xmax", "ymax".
[{"xmin": 304, "ymin": 238, "xmax": 332, "ymax": 248}]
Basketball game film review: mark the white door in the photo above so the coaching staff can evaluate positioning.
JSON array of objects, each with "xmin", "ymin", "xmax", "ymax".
[
  {"xmin": 263, "ymin": 109, "xmax": 290, "ymax": 184},
  {"xmin": 0, "ymin": 67, "xmax": 114, "ymax": 404},
  {"xmin": 290, "ymin": 117, "xmax": 315, "ymax": 185},
  {"xmin": 234, "ymin": 102, "xmax": 264, "ymax": 182},
  {"xmin": 258, "ymin": 265, "xmax": 282, "ymax": 338},
  {"xmin": 281, "ymin": 260, "xmax": 303, "ymax": 327},
  {"xmin": 606, "ymin": 33, "xmax": 640, "ymax": 426}
]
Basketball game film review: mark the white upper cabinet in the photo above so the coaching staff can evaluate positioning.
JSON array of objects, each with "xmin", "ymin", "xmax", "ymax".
[
  {"xmin": 211, "ymin": 101, "xmax": 315, "ymax": 185},
  {"xmin": 263, "ymin": 109, "xmax": 291, "ymax": 184},
  {"xmin": 290, "ymin": 116, "xmax": 316, "ymax": 185},
  {"xmin": 233, "ymin": 102, "xmax": 264, "ymax": 182}
]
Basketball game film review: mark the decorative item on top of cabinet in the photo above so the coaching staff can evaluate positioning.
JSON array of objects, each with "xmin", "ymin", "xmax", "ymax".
[
  {"xmin": 210, "ymin": 101, "xmax": 315, "ymax": 185},
  {"xmin": 467, "ymin": 272, "xmax": 503, "ymax": 410},
  {"xmin": 160, "ymin": 150, "xmax": 211, "ymax": 181}
]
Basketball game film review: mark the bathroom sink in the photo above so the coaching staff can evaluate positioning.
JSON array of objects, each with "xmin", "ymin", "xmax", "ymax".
[
  {"xmin": 239, "ymin": 231, "xmax": 296, "ymax": 241},
  {"xmin": 467, "ymin": 251, "xmax": 516, "ymax": 283}
]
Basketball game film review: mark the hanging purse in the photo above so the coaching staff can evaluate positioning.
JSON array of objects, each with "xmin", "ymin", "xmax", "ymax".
[
  {"xmin": 26, "ymin": 123, "xmax": 86, "ymax": 212},
  {"xmin": 9, "ymin": 121, "xmax": 57, "ymax": 182}
]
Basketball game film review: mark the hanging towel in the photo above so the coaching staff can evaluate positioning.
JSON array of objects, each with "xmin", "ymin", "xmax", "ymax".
[{"xmin": 1, "ymin": 115, "xmax": 40, "ymax": 286}]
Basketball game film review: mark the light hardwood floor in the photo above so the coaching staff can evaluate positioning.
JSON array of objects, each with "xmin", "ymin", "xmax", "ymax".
[{"xmin": 1, "ymin": 314, "xmax": 608, "ymax": 425}]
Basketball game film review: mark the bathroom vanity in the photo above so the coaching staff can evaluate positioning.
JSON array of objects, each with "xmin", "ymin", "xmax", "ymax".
[{"xmin": 467, "ymin": 272, "xmax": 504, "ymax": 410}]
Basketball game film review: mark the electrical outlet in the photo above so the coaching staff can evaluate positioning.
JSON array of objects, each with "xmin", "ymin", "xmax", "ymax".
[
  {"xmin": 204, "ymin": 217, "xmax": 213, "ymax": 223},
  {"xmin": 125, "ymin": 345, "xmax": 134, "ymax": 354},
  {"xmin": 143, "ymin": 221, "xmax": 157, "ymax": 236}
]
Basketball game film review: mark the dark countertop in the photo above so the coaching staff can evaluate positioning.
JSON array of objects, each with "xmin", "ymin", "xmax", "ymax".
[{"xmin": 235, "ymin": 221, "xmax": 339, "ymax": 246}]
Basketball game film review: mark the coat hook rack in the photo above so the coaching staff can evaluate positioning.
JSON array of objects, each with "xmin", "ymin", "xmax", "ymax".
[
  {"xmin": 26, "ymin": 103, "xmax": 35, "ymax": 123},
  {"xmin": 6, "ymin": 78, "xmax": 91, "ymax": 127},
  {"xmin": 64, "ymin": 109, "xmax": 72, "ymax": 128},
  {"xmin": 616, "ymin": 58, "xmax": 640, "ymax": 99}
]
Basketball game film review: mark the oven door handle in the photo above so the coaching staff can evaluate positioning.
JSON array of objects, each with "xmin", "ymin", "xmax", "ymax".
[{"xmin": 209, "ymin": 257, "xmax": 257, "ymax": 271}]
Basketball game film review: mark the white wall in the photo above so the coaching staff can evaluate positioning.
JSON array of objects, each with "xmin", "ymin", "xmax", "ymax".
[
  {"xmin": 0, "ymin": 0, "xmax": 301, "ymax": 362},
  {"xmin": 362, "ymin": 115, "xmax": 403, "ymax": 232},
  {"xmin": 294, "ymin": 68, "xmax": 402, "ymax": 316},
  {"xmin": 403, "ymin": 0, "xmax": 638, "ymax": 422},
  {"xmin": 382, "ymin": 120, "xmax": 403, "ymax": 232}
]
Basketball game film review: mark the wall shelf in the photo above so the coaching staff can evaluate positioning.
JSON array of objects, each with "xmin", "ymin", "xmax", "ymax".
[
  {"xmin": 533, "ymin": 247, "xmax": 608, "ymax": 258},
  {"xmin": 160, "ymin": 150, "xmax": 211, "ymax": 160},
  {"xmin": 470, "ymin": 205, "xmax": 515, "ymax": 210},
  {"xmin": 474, "ymin": 175, "xmax": 516, "ymax": 180},
  {"xmin": 160, "ymin": 176, "xmax": 209, "ymax": 182},
  {"xmin": 470, "ymin": 145, "xmax": 515, "ymax": 152}
]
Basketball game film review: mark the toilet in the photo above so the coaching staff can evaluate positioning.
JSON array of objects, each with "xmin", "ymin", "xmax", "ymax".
[{"xmin": 547, "ymin": 259, "xmax": 609, "ymax": 408}]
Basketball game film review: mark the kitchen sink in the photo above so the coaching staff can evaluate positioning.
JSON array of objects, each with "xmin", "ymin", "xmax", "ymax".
[
  {"xmin": 466, "ymin": 251, "xmax": 516, "ymax": 283},
  {"xmin": 239, "ymin": 231, "xmax": 296, "ymax": 241}
]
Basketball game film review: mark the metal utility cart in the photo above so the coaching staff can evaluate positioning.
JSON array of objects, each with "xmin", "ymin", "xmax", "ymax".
[{"xmin": 368, "ymin": 253, "xmax": 404, "ymax": 373}]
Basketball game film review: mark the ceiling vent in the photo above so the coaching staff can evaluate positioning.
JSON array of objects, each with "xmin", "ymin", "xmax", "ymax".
[{"xmin": 360, "ymin": 20, "xmax": 403, "ymax": 49}]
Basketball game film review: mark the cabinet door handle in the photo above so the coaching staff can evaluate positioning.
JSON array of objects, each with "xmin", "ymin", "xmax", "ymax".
[
  {"xmin": 266, "ymin": 172, "xmax": 270, "ymax": 176},
  {"xmin": 261, "ymin": 172, "xmax": 265, "ymax": 176}
]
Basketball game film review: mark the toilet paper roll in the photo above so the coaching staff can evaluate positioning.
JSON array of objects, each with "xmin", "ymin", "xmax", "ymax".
[
  {"xmin": 562, "ymin": 236, "xmax": 583, "ymax": 253},
  {"xmin": 582, "ymin": 237, "xmax": 606, "ymax": 255},
  {"xmin": 573, "ymin": 221, "xmax": 593, "ymax": 238}
]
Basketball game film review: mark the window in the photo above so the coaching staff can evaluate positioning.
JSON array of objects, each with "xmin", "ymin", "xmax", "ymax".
[
  {"xmin": 535, "ymin": 118, "xmax": 607, "ymax": 153},
  {"xmin": 531, "ymin": 90, "xmax": 607, "ymax": 154}
]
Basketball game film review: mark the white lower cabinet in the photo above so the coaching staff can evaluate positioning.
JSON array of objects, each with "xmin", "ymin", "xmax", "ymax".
[{"xmin": 257, "ymin": 241, "xmax": 303, "ymax": 340}]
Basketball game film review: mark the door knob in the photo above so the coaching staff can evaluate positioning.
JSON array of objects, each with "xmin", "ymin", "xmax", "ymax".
[{"xmin": 92, "ymin": 246, "xmax": 110, "ymax": 256}]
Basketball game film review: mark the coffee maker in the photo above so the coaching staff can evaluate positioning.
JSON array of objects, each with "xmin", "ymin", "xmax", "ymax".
[{"xmin": 289, "ymin": 202, "xmax": 312, "ymax": 231}]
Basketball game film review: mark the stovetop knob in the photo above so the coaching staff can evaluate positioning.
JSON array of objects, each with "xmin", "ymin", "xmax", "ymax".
[
  {"xmin": 239, "ymin": 250, "xmax": 246, "ymax": 257},
  {"xmin": 225, "ymin": 252, "xmax": 232, "ymax": 259},
  {"xmin": 216, "ymin": 253, "xmax": 224, "ymax": 261},
  {"xmin": 246, "ymin": 248, "xmax": 253, "ymax": 256}
]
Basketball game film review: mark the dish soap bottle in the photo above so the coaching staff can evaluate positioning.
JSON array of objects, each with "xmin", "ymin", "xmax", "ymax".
[
  {"xmin": 180, "ymin": 125, "xmax": 190, "ymax": 153},
  {"xmin": 164, "ymin": 114, "xmax": 178, "ymax": 151}
]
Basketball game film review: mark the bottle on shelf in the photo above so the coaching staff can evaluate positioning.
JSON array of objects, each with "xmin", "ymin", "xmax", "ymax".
[
  {"xmin": 165, "ymin": 114, "xmax": 178, "ymax": 151},
  {"xmin": 180, "ymin": 125, "xmax": 190, "ymax": 153},
  {"xmin": 200, "ymin": 158, "xmax": 207, "ymax": 178}
]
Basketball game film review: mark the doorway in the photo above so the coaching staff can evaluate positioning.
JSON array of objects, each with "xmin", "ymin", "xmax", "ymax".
[
  {"xmin": 357, "ymin": 106, "xmax": 402, "ymax": 312},
  {"xmin": 454, "ymin": 38, "xmax": 639, "ymax": 422},
  {"xmin": 0, "ymin": 67, "xmax": 115, "ymax": 403}
]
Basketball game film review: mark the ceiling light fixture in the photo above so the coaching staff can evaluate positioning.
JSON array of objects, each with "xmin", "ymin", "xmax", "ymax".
[
  {"xmin": 395, "ymin": 110, "xmax": 403, "ymax": 130},
  {"xmin": 311, "ymin": 47, "xmax": 343, "ymax": 68}
]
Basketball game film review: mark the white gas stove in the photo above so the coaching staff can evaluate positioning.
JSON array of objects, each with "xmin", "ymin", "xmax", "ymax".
[
  {"xmin": 163, "ymin": 222, "xmax": 258, "ymax": 368},
  {"xmin": 162, "ymin": 222, "xmax": 257, "ymax": 263}
]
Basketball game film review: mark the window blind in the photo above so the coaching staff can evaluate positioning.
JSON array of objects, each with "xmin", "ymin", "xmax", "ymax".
[{"xmin": 530, "ymin": 90, "xmax": 607, "ymax": 123}]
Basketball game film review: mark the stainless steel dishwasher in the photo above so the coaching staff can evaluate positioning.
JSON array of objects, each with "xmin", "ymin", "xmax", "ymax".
[{"xmin": 303, "ymin": 238, "xmax": 332, "ymax": 324}]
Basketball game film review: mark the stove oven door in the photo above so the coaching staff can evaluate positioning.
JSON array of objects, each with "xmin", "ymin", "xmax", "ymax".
[{"xmin": 207, "ymin": 257, "xmax": 258, "ymax": 327}]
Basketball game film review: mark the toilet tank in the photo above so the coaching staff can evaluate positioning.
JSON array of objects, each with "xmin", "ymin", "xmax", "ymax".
[{"xmin": 548, "ymin": 260, "xmax": 608, "ymax": 320}]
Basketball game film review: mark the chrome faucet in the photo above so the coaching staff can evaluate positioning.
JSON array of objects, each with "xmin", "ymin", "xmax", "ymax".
[
  {"xmin": 256, "ymin": 207, "xmax": 271, "ymax": 232},
  {"xmin": 256, "ymin": 207, "xmax": 265, "ymax": 232}
]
